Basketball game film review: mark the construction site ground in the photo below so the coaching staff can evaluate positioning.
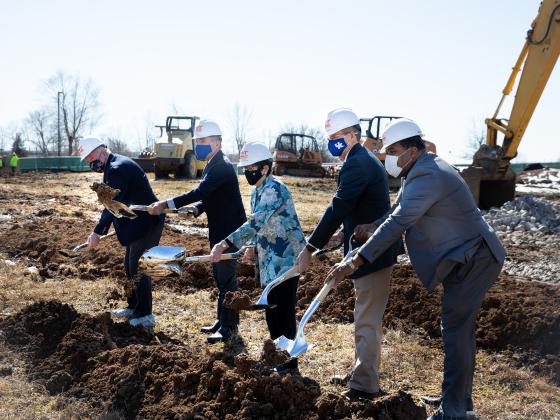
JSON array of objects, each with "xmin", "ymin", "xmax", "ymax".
[{"xmin": 0, "ymin": 171, "xmax": 559, "ymax": 419}]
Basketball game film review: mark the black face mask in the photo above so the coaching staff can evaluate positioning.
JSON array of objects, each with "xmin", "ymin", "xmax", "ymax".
[
  {"xmin": 244, "ymin": 168, "xmax": 264, "ymax": 186},
  {"xmin": 89, "ymin": 160, "xmax": 105, "ymax": 173}
]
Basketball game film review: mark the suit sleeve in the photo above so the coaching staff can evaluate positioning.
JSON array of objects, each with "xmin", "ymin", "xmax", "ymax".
[
  {"xmin": 359, "ymin": 171, "xmax": 442, "ymax": 263},
  {"xmin": 307, "ymin": 159, "xmax": 369, "ymax": 249},
  {"xmin": 93, "ymin": 168, "xmax": 131, "ymax": 235},
  {"xmin": 172, "ymin": 164, "xmax": 226, "ymax": 208}
]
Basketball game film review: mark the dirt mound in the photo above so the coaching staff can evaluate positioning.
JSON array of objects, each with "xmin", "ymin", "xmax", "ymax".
[
  {"xmin": 223, "ymin": 290, "xmax": 253, "ymax": 311},
  {"xmin": 316, "ymin": 390, "xmax": 426, "ymax": 419},
  {"xmin": 0, "ymin": 300, "xmax": 175, "ymax": 394},
  {"xmin": 1, "ymin": 302, "xmax": 425, "ymax": 418},
  {"xmin": 297, "ymin": 259, "xmax": 560, "ymax": 383}
]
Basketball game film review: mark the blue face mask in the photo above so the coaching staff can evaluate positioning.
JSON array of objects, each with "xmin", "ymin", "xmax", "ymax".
[
  {"xmin": 194, "ymin": 144, "xmax": 213, "ymax": 160},
  {"xmin": 328, "ymin": 137, "xmax": 348, "ymax": 157}
]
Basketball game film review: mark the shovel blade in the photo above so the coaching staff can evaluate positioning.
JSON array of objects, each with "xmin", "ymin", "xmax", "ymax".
[{"xmin": 274, "ymin": 335, "xmax": 294, "ymax": 352}]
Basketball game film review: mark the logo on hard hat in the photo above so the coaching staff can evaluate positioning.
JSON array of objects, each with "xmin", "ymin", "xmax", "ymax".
[
  {"xmin": 240, "ymin": 150, "xmax": 249, "ymax": 161},
  {"xmin": 78, "ymin": 146, "xmax": 84, "ymax": 154},
  {"xmin": 196, "ymin": 125, "xmax": 203, "ymax": 132},
  {"xmin": 325, "ymin": 120, "xmax": 331, "ymax": 128}
]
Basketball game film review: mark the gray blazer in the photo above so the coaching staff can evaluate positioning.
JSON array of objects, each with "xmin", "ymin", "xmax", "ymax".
[{"xmin": 359, "ymin": 152, "xmax": 505, "ymax": 291}]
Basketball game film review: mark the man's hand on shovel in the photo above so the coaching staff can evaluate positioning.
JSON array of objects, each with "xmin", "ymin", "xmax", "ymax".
[
  {"xmin": 147, "ymin": 200, "xmax": 168, "ymax": 215},
  {"xmin": 87, "ymin": 232, "xmax": 101, "ymax": 249},
  {"xmin": 325, "ymin": 252, "xmax": 366, "ymax": 287}
]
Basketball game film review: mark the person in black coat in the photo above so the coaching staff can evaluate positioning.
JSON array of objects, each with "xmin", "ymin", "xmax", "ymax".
[
  {"xmin": 80, "ymin": 137, "xmax": 165, "ymax": 329},
  {"xmin": 296, "ymin": 108, "xmax": 401, "ymax": 400},
  {"xmin": 148, "ymin": 120, "xmax": 246, "ymax": 343}
]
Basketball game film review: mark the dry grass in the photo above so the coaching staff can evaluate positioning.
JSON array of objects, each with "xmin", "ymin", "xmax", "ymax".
[{"xmin": 1, "ymin": 172, "xmax": 559, "ymax": 418}]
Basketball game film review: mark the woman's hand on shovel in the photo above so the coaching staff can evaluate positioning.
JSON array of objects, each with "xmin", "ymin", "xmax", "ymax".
[{"xmin": 210, "ymin": 241, "xmax": 229, "ymax": 263}]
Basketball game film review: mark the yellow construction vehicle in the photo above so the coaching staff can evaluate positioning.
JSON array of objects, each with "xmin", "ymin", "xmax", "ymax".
[
  {"xmin": 461, "ymin": 0, "xmax": 560, "ymax": 209},
  {"xmin": 153, "ymin": 116, "xmax": 206, "ymax": 179},
  {"xmin": 360, "ymin": 116, "xmax": 438, "ymax": 159},
  {"xmin": 272, "ymin": 133, "xmax": 326, "ymax": 177}
]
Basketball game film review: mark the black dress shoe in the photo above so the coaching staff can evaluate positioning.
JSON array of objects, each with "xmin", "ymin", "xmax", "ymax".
[
  {"xmin": 330, "ymin": 372, "xmax": 352, "ymax": 385},
  {"xmin": 201, "ymin": 320, "xmax": 220, "ymax": 334},
  {"xmin": 427, "ymin": 408, "xmax": 467, "ymax": 420},
  {"xmin": 341, "ymin": 388, "xmax": 384, "ymax": 401},
  {"xmin": 421, "ymin": 395, "xmax": 442, "ymax": 406},
  {"xmin": 270, "ymin": 358, "xmax": 299, "ymax": 374},
  {"xmin": 207, "ymin": 328, "xmax": 236, "ymax": 344},
  {"xmin": 421, "ymin": 396, "xmax": 475, "ymax": 418}
]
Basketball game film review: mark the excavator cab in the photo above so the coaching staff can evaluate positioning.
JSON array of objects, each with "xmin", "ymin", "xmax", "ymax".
[{"xmin": 272, "ymin": 133, "xmax": 326, "ymax": 177}]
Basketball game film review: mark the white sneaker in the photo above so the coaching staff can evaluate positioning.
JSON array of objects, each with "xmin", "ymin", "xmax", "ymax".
[
  {"xmin": 129, "ymin": 314, "xmax": 156, "ymax": 328},
  {"xmin": 111, "ymin": 308, "xmax": 134, "ymax": 319}
]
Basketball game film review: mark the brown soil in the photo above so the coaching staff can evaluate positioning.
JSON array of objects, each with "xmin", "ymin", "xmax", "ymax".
[
  {"xmin": 0, "ymin": 301, "xmax": 425, "ymax": 419},
  {"xmin": 90, "ymin": 181, "xmax": 119, "ymax": 202},
  {"xmin": 223, "ymin": 290, "xmax": 253, "ymax": 311},
  {"xmin": 296, "ymin": 258, "xmax": 560, "ymax": 384}
]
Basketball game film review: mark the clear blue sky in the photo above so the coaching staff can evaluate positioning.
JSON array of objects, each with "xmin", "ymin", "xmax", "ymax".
[{"xmin": 0, "ymin": 0, "xmax": 558, "ymax": 162}]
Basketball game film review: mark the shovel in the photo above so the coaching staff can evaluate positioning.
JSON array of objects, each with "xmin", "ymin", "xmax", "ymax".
[
  {"xmin": 139, "ymin": 245, "xmax": 250, "ymax": 275},
  {"xmin": 129, "ymin": 204, "xmax": 196, "ymax": 216},
  {"xmin": 72, "ymin": 231, "xmax": 117, "ymax": 252},
  {"xmin": 248, "ymin": 265, "xmax": 300, "ymax": 311},
  {"xmin": 274, "ymin": 240, "xmax": 358, "ymax": 358}
]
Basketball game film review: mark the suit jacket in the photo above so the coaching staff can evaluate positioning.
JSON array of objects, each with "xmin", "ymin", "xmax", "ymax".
[
  {"xmin": 360, "ymin": 152, "xmax": 506, "ymax": 291},
  {"xmin": 308, "ymin": 144, "xmax": 401, "ymax": 279},
  {"xmin": 94, "ymin": 153, "xmax": 164, "ymax": 246},
  {"xmin": 171, "ymin": 150, "xmax": 246, "ymax": 246}
]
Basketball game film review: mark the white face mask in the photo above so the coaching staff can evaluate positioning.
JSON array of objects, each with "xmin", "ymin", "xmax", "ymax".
[{"xmin": 384, "ymin": 150, "xmax": 411, "ymax": 178}]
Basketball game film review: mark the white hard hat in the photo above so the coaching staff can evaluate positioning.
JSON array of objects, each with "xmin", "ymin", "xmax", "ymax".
[
  {"xmin": 381, "ymin": 118, "xmax": 423, "ymax": 151},
  {"xmin": 325, "ymin": 108, "xmax": 360, "ymax": 136},
  {"xmin": 238, "ymin": 142, "xmax": 272, "ymax": 168},
  {"xmin": 79, "ymin": 136, "xmax": 104, "ymax": 161},
  {"xmin": 194, "ymin": 119, "xmax": 222, "ymax": 139}
]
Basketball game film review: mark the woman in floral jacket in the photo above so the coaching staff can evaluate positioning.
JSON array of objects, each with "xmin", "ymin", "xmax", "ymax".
[{"xmin": 210, "ymin": 142, "xmax": 306, "ymax": 350}]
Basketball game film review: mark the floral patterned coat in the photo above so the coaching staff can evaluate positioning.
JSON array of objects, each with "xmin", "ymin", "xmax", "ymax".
[{"xmin": 227, "ymin": 175, "xmax": 306, "ymax": 287}]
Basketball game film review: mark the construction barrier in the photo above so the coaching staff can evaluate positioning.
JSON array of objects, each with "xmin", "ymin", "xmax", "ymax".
[{"xmin": 17, "ymin": 157, "xmax": 91, "ymax": 172}]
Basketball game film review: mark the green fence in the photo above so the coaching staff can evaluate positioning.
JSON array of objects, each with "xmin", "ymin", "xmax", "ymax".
[{"xmin": 17, "ymin": 156, "xmax": 91, "ymax": 172}]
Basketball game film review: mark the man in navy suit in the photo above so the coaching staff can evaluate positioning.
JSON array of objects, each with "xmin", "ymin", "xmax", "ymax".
[
  {"xmin": 297, "ymin": 108, "xmax": 401, "ymax": 400},
  {"xmin": 80, "ymin": 136, "xmax": 165, "ymax": 329},
  {"xmin": 149, "ymin": 120, "xmax": 246, "ymax": 343}
]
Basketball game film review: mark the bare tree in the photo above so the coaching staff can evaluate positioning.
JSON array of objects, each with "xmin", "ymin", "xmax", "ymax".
[
  {"xmin": 46, "ymin": 71, "xmax": 100, "ymax": 155},
  {"xmin": 11, "ymin": 132, "xmax": 27, "ymax": 156},
  {"xmin": 106, "ymin": 136, "xmax": 131, "ymax": 156},
  {"xmin": 228, "ymin": 103, "xmax": 253, "ymax": 153},
  {"xmin": 26, "ymin": 108, "xmax": 55, "ymax": 155},
  {"xmin": 464, "ymin": 120, "xmax": 487, "ymax": 159}
]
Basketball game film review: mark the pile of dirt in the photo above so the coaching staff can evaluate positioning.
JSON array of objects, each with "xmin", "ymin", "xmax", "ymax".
[
  {"xmin": 297, "ymin": 259, "xmax": 560, "ymax": 383},
  {"xmin": 1, "ymin": 302, "xmax": 425, "ymax": 419},
  {"xmin": 90, "ymin": 181, "xmax": 119, "ymax": 202},
  {"xmin": 223, "ymin": 290, "xmax": 253, "ymax": 311},
  {"xmin": 0, "ymin": 300, "xmax": 174, "ymax": 395}
]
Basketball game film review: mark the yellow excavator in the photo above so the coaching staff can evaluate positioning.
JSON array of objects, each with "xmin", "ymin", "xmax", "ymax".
[{"xmin": 462, "ymin": 0, "xmax": 559, "ymax": 209}]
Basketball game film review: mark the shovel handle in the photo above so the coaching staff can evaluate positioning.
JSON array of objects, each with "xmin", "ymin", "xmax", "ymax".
[{"xmin": 73, "ymin": 231, "xmax": 116, "ymax": 252}]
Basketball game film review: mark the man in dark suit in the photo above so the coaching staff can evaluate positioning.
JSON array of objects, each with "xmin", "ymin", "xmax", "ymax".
[
  {"xmin": 148, "ymin": 120, "xmax": 246, "ymax": 343},
  {"xmin": 80, "ymin": 136, "xmax": 165, "ymax": 329},
  {"xmin": 296, "ymin": 108, "xmax": 401, "ymax": 400}
]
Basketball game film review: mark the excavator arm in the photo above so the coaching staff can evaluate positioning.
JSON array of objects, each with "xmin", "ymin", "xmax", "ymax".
[{"xmin": 463, "ymin": 0, "xmax": 560, "ymax": 209}]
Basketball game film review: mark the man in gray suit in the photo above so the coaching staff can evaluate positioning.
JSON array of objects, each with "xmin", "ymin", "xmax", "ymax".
[{"xmin": 326, "ymin": 118, "xmax": 505, "ymax": 420}]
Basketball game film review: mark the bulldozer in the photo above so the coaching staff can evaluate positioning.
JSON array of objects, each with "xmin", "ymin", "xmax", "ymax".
[
  {"xmin": 461, "ymin": 0, "xmax": 559, "ymax": 209},
  {"xmin": 272, "ymin": 133, "xmax": 326, "ymax": 177},
  {"xmin": 153, "ymin": 116, "xmax": 206, "ymax": 179}
]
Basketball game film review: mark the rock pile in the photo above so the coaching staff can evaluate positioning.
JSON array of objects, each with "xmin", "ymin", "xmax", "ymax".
[{"xmin": 483, "ymin": 195, "xmax": 560, "ymax": 234}]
